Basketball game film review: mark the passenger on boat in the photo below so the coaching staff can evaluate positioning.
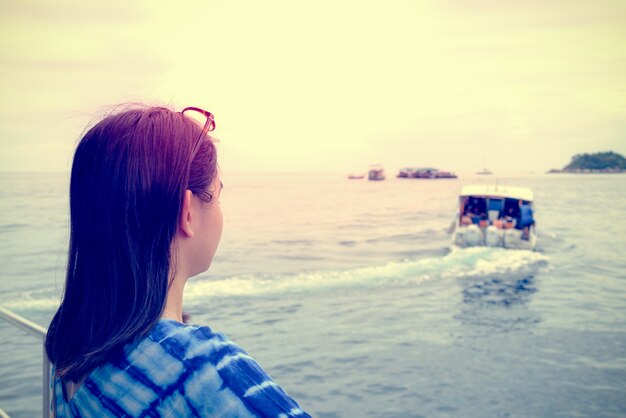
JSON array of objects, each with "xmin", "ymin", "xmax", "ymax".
[
  {"xmin": 503, "ymin": 199, "xmax": 520, "ymax": 229},
  {"xmin": 45, "ymin": 105, "xmax": 310, "ymax": 418},
  {"xmin": 518, "ymin": 200, "xmax": 535, "ymax": 240},
  {"xmin": 466, "ymin": 197, "xmax": 487, "ymax": 225},
  {"xmin": 459, "ymin": 197, "xmax": 473, "ymax": 225}
]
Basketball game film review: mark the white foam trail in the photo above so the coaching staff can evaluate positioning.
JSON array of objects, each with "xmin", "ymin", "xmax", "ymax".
[
  {"xmin": 1, "ymin": 248, "xmax": 549, "ymax": 310},
  {"xmin": 184, "ymin": 248, "xmax": 550, "ymax": 301}
]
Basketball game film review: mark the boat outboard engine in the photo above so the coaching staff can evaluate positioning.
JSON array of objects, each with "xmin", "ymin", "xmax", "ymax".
[
  {"xmin": 485, "ymin": 226, "xmax": 502, "ymax": 247},
  {"xmin": 464, "ymin": 224, "xmax": 483, "ymax": 246},
  {"xmin": 504, "ymin": 228, "xmax": 522, "ymax": 249}
]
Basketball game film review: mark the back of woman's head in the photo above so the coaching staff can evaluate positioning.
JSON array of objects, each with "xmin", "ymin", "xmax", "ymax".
[{"xmin": 46, "ymin": 104, "xmax": 217, "ymax": 381}]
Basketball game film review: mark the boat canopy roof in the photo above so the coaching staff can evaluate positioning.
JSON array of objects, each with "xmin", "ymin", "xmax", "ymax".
[{"xmin": 460, "ymin": 185, "xmax": 533, "ymax": 202}]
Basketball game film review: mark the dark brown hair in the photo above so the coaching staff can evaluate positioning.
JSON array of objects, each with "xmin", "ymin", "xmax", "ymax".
[{"xmin": 45, "ymin": 105, "xmax": 218, "ymax": 381}]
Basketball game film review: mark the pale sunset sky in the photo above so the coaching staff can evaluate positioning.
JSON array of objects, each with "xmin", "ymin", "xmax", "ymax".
[{"xmin": 1, "ymin": 0, "xmax": 625, "ymax": 174}]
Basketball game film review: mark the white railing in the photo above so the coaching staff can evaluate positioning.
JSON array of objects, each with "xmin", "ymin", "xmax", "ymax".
[{"xmin": 0, "ymin": 306, "xmax": 52, "ymax": 418}]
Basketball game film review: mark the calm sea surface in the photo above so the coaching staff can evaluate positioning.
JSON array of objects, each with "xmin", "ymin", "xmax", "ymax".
[{"xmin": 1, "ymin": 172, "xmax": 625, "ymax": 417}]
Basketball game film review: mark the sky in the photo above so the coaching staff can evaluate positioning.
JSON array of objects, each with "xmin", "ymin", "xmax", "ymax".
[{"xmin": 1, "ymin": 0, "xmax": 625, "ymax": 174}]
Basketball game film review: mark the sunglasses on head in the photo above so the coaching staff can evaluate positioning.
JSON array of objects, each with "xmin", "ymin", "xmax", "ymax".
[{"xmin": 181, "ymin": 106, "xmax": 216, "ymax": 155}]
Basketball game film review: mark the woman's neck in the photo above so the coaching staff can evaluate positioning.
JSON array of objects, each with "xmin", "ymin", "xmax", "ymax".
[{"xmin": 161, "ymin": 274, "xmax": 186, "ymax": 322}]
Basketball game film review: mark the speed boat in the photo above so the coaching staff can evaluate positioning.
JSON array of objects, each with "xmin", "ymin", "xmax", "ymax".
[{"xmin": 451, "ymin": 185, "xmax": 536, "ymax": 250}]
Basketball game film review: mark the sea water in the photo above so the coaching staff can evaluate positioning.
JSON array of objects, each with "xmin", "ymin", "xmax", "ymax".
[{"xmin": 1, "ymin": 172, "xmax": 625, "ymax": 417}]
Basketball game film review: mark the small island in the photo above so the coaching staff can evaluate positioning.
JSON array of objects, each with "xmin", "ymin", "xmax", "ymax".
[{"xmin": 548, "ymin": 151, "xmax": 626, "ymax": 173}]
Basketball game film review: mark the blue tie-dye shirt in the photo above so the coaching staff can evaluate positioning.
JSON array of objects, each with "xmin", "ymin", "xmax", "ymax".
[{"xmin": 53, "ymin": 319, "xmax": 310, "ymax": 417}]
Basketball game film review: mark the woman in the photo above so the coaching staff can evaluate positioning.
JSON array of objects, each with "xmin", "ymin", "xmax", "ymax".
[{"xmin": 45, "ymin": 105, "xmax": 310, "ymax": 417}]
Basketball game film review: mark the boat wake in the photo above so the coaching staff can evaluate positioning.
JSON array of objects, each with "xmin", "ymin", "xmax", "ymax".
[
  {"xmin": 2, "ymin": 248, "xmax": 549, "ymax": 311},
  {"xmin": 184, "ymin": 247, "xmax": 549, "ymax": 301}
]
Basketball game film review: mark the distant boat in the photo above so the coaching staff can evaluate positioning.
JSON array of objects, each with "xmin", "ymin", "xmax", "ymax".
[
  {"xmin": 368, "ymin": 165, "xmax": 386, "ymax": 181},
  {"xmin": 397, "ymin": 167, "xmax": 457, "ymax": 179},
  {"xmin": 347, "ymin": 174, "xmax": 365, "ymax": 180},
  {"xmin": 476, "ymin": 168, "xmax": 493, "ymax": 175}
]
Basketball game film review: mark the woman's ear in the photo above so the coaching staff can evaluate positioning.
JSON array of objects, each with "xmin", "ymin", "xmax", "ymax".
[{"xmin": 179, "ymin": 190, "xmax": 195, "ymax": 238}]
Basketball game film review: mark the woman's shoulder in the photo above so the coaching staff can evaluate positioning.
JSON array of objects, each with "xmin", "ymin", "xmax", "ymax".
[
  {"xmin": 65, "ymin": 319, "xmax": 309, "ymax": 417},
  {"xmin": 131, "ymin": 319, "xmax": 311, "ymax": 417},
  {"xmin": 144, "ymin": 318, "xmax": 230, "ymax": 355},
  {"xmin": 128, "ymin": 318, "xmax": 239, "ymax": 380}
]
